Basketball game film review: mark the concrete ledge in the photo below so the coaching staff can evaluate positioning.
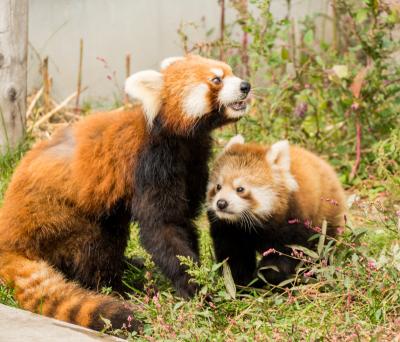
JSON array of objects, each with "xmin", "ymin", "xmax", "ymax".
[{"xmin": 0, "ymin": 304, "xmax": 124, "ymax": 341}]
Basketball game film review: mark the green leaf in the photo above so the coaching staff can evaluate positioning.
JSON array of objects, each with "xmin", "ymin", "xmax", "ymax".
[
  {"xmin": 277, "ymin": 277, "xmax": 296, "ymax": 287},
  {"xmin": 332, "ymin": 65, "xmax": 349, "ymax": 79},
  {"xmin": 286, "ymin": 244, "xmax": 319, "ymax": 260},
  {"xmin": 356, "ymin": 8, "xmax": 369, "ymax": 23},
  {"xmin": 258, "ymin": 265, "xmax": 280, "ymax": 273},
  {"xmin": 281, "ymin": 47, "xmax": 289, "ymax": 60},
  {"xmin": 222, "ymin": 262, "xmax": 236, "ymax": 299},
  {"xmin": 303, "ymin": 30, "xmax": 314, "ymax": 45}
]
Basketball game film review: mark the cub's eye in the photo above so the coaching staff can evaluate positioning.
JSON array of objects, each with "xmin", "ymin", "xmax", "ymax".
[
  {"xmin": 211, "ymin": 77, "xmax": 222, "ymax": 85},
  {"xmin": 236, "ymin": 187, "xmax": 245, "ymax": 193},
  {"xmin": 216, "ymin": 184, "xmax": 222, "ymax": 191}
]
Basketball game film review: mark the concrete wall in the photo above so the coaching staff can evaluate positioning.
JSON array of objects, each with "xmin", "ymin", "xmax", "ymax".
[{"xmin": 28, "ymin": 0, "xmax": 330, "ymax": 105}]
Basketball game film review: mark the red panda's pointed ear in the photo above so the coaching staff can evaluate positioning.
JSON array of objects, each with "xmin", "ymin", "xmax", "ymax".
[
  {"xmin": 125, "ymin": 70, "xmax": 163, "ymax": 127},
  {"xmin": 266, "ymin": 140, "xmax": 291, "ymax": 171},
  {"xmin": 266, "ymin": 140, "xmax": 299, "ymax": 192},
  {"xmin": 224, "ymin": 134, "xmax": 245, "ymax": 151},
  {"xmin": 160, "ymin": 56, "xmax": 185, "ymax": 70}
]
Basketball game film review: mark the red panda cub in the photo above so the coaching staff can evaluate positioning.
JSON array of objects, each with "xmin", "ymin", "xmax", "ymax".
[
  {"xmin": 207, "ymin": 135, "xmax": 346, "ymax": 286},
  {"xmin": 0, "ymin": 55, "xmax": 251, "ymax": 332}
]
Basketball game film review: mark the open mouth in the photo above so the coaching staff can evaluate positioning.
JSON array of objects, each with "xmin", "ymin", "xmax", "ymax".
[{"xmin": 227, "ymin": 100, "xmax": 247, "ymax": 112}]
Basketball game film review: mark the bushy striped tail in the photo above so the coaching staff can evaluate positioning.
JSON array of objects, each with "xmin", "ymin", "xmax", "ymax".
[{"xmin": 0, "ymin": 251, "xmax": 142, "ymax": 332}]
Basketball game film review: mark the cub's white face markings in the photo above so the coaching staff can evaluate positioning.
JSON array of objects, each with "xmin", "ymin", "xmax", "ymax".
[
  {"xmin": 183, "ymin": 83, "xmax": 211, "ymax": 117},
  {"xmin": 160, "ymin": 56, "xmax": 184, "ymax": 70},
  {"xmin": 124, "ymin": 70, "xmax": 163, "ymax": 127},
  {"xmin": 211, "ymin": 184, "xmax": 249, "ymax": 221},
  {"xmin": 210, "ymin": 179, "xmax": 277, "ymax": 222},
  {"xmin": 266, "ymin": 140, "xmax": 299, "ymax": 192},
  {"xmin": 251, "ymin": 187, "xmax": 277, "ymax": 216},
  {"xmin": 210, "ymin": 68, "xmax": 224, "ymax": 77}
]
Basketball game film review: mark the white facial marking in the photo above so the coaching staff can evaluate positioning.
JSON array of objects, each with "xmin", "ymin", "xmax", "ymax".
[
  {"xmin": 224, "ymin": 134, "xmax": 245, "ymax": 151},
  {"xmin": 211, "ymin": 68, "xmax": 224, "ymax": 77},
  {"xmin": 183, "ymin": 83, "xmax": 211, "ymax": 117},
  {"xmin": 286, "ymin": 175, "xmax": 299, "ymax": 192},
  {"xmin": 212, "ymin": 187, "xmax": 249, "ymax": 221},
  {"xmin": 160, "ymin": 56, "xmax": 184, "ymax": 70},
  {"xmin": 125, "ymin": 70, "xmax": 163, "ymax": 127},
  {"xmin": 251, "ymin": 187, "xmax": 277, "ymax": 216},
  {"xmin": 217, "ymin": 76, "xmax": 248, "ymax": 118},
  {"xmin": 218, "ymin": 76, "xmax": 243, "ymax": 104}
]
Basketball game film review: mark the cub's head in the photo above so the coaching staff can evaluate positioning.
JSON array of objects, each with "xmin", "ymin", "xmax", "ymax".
[
  {"xmin": 207, "ymin": 136, "xmax": 299, "ymax": 225},
  {"xmin": 125, "ymin": 55, "xmax": 251, "ymax": 134}
]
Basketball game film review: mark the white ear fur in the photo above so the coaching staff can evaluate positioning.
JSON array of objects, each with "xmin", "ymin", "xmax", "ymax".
[
  {"xmin": 266, "ymin": 140, "xmax": 298, "ymax": 192},
  {"xmin": 124, "ymin": 70, "xmax": 163, "ymax": 127},
  {"xmin": 160, "ymin": 56, "xmax": 184, "ymax": 70},
  {"xmin": 266, "ymin": 140, "xmax": 291, "ymax": 171},
  {"xmin": 224, "ymin": 134, "xmax": 245, "ymax": 151}
]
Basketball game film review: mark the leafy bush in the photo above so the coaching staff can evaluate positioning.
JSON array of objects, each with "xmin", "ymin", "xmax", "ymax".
[{"xmin": 180, "ymin": 0, "xmax": 400, "ymax": 187}]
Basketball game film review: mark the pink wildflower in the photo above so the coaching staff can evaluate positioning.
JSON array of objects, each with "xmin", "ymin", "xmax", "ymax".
[
  {"xmin": 304, "ymin": 270, "xmax": 314, "ymax": 277},
  {"xmin": 96, "ymin": 56, "xmax": 107, "ymax": 63},
  {"xmin": 312, "ymin": 226, "xmax": 322, "ymax": 233},
  {"xmin": 263, "ymin": 248, "xmax": 277, "ymax": 257},
  {"xmin": 288, "ymin": 218, "xmax": 301, "ymax": 224},
  {"xmin": 336, "ymin": 226, "xmax": 345, "ymax": 235},
  {"xmin": 367, "ymin": 260, "xmax": 376, "ymax": 270}
]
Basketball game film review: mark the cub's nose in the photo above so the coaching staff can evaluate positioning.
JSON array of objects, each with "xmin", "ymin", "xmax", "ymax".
[
  {"xmin": 240, "ymin": 81, "xmax": 251, "ymax": 94},
  {"xmin": 217, "ymin": 199, "xmax": 228, "ymax": 210}
]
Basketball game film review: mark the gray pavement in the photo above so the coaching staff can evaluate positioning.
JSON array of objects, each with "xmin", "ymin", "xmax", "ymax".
[{"xmin": 0, "ymin": 304, "xmax": 125, "ymax": 342}]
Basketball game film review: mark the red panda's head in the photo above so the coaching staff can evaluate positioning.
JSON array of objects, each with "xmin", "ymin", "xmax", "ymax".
[
  {"xmin": 207, "ymin": 136, "xmax": 299, "ymax": 224},
  {"xmin": 125, "ymin": 55, "xmax": 251, "ymax": 135}
]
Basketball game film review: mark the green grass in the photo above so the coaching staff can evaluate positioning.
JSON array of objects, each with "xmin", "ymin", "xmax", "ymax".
[{"xmin": 0, "ymin": 138, "xmax": 399, "ymax": 341}]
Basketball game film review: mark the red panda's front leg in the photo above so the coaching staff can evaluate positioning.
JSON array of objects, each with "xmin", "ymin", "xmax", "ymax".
[
  {"xmin": 138, "ymin": 218, "xmax": 200, "ymax": 298},
  {"xmin": 132, "ymin": 138, "xmax": 201, "ymax": 298},
  {"xmin": 133, "ymin": 186, "xmax": 200, "ymax": 298}
]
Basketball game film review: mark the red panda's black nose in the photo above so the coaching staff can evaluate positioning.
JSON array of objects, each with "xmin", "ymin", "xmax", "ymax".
[
  {"xmin": 217, "ymin": 199, "xmax": 228, "ymax": 210},
  {"xmin": 240, "ymin": 81, "xmax": 251, "ymax": 94}
]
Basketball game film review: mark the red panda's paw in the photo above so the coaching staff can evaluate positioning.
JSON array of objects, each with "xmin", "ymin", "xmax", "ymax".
[{"xmin": 175, "ymin": 279, "xmax": 200, "ymax": 299}]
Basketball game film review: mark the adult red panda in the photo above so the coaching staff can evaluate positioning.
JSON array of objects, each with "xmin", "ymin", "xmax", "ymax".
[
  {"xmin": 207, "ymin": 136, "xmax": 346, "ymax": 286},
  {"xmin": 0, "ymin": 55, "xmax": 251, "ymax": 331}
]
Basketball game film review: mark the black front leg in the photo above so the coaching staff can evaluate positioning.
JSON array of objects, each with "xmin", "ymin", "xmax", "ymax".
[
  {"xmin": 133, "ymin": 148, "xmax": 200, "ymax": 297},
  {"xmin": 258, "ymin": 253, "xmax": 299, "ymax": 286},
  {"xmin": 138, "ymin": 218, "xmax": 199, "ymax": 298},
  {"xmin": 209, "ymin": 213, "xmax": 257, "ymax": 286}
]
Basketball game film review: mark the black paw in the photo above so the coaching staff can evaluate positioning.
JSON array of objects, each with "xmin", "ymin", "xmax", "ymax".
[{"xmin": 176, "ymin": 280, "xmax": 200, "ymax": 299}]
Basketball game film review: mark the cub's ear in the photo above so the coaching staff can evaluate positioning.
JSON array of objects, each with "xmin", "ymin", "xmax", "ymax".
[
  {"xmin": 124, "ymin": 70, "xmax": 163, "ymax": 126},
  {"xmin": 266, "ymin": 140, "xmax": 298, "ymax": 191},
  {"xmin": 224, "ymin": 134, "xmax": 245, "ymax": 151},
  {"xmin": 266, "ymin": 140, "xmax": 291, "ymax": 171},
  {"xmin": 160, "ymin": 56, "xmax": 185, "ymax": 70}
]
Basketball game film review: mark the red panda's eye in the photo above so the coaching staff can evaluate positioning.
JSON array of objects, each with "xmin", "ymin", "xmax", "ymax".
[
  {"xmin": 216, "ymin": 184, "xmax": 222, "ymax": 191},
  {"xmin": 211, "ymin": 77, "xmax": 222, "ymax": 85},
  {"xmin": 236, "ymin": 187, "xmax": 244, "ymax": 193}
]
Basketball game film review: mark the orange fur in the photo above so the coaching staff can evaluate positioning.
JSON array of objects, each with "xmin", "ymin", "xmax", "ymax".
[
  {"xmin": 0, "ymin": 54, "xmax": 248, "ymax": 331},
  {"xmin": 209, "ymin": 142, "xmax": 346, "ymax": 232}
]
